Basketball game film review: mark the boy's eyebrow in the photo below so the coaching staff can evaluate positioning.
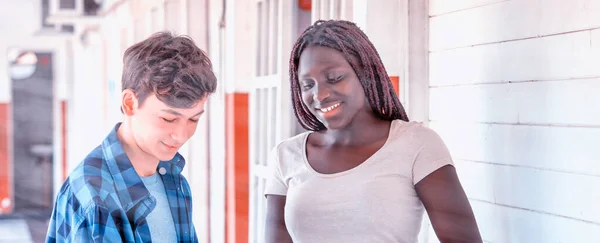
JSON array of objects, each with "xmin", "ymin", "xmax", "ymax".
[
  {"xmin": 194, "ymin": 110, "xmax": 205, "ymax": 117},
  {"xmin": 162, "ymin": 109, "xmax": 182, "ymax": 116},
  {"xmin": 161, "ymin": 109, "xmax": 205, "ymax": 117}
]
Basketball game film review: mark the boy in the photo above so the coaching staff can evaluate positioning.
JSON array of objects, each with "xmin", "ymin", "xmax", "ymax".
[{"xmin": 46, "ymin": 32, "xmax": 217, "ymax": 242}]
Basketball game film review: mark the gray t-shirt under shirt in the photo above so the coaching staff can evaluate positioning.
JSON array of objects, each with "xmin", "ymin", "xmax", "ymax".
[
  {"xmin": 141, "ymin": 173, "xmax": 177, "ymax": 242},
  {"xmin": 264, "ymin": 120, "xmax": 454, "ymax": 243}
]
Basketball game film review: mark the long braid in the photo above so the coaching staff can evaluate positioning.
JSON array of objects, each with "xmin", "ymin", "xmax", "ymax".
[{"xmin": 290, "ymin": 20, "xmax": 409, "ymax": 131}]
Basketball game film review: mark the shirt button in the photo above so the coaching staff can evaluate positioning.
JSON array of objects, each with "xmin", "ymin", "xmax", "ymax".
[{"xmin": 159, "ymin": 167, "xmax": 167, "ymax": 175}]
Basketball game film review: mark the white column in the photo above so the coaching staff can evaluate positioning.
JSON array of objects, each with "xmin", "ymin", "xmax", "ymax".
[
  {"xmin": 407, "ymin": 0, "xmax": 430, "ymax": 123},
  {"xmin": 52, "ymin": 39, "xmax": 70, "ymax": 198},
  {"xmin": 207, "ymin": 0, "xmax": 226, "ymax": 241},
  {"xmin": 67, "ymin": 31, "xmax": 106, "ymax": 172},
  {"xmin": 185, "ymin": 0, "xmax": 211, "ymax": 240}
]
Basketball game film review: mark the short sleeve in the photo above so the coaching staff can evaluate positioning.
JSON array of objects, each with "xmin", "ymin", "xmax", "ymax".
[
  {"xmin": 412, "ymin": 126, "xmax": 454, "ymax": 185},
  {"xmin": 264, "ymin": 145, "xmax": 288, "ymax": 197}
]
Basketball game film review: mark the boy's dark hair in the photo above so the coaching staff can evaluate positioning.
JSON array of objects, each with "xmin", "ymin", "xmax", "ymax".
[
  {"xmin": 289, "ymin": 20, "xmax": 409, "ymax": 131},
  {"xmin": 121, "ymin": 31, "xmax": 217, "ymax": 109}
]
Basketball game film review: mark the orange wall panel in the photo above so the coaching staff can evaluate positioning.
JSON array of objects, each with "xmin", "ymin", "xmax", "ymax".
[
  {"xmin": 390, "ymin": 75, "xmax": 400, "ymax": 98},
  {"xmin": 0, "ymin": 103, "xmax": 12, "ymax": 214},
  {"xmin": 225, "ymin": 93, "xmax": 249, "ymax": 243}
]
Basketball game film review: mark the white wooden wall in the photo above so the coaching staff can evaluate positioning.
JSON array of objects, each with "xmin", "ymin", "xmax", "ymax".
[
  {"xmin": 249, "ymin": 0, "xmax": 278, "ymax": 241},
  {"xmin": 427, "ymin": 0, "xmax": 600, "ymax": 242},
  {"xmin": 249, "ymin": 0, "xmax": 301, "ymax": 242}
]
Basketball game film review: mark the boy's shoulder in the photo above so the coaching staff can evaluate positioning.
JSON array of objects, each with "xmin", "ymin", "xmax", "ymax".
[{"xmin": 58, "ymin": 144, "xmax": 122, "ymax": 211}]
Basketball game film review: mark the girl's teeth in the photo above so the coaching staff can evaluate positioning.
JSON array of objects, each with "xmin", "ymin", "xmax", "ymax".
[{"xmin": 321, "ymin": 103, "xmax": 339, "ymax": 112}]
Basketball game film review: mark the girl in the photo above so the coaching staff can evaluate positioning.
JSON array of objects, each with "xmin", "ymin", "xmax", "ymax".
[{"xmin": 265, "ymin": 20, "xmax": 482, "ymax": 243}]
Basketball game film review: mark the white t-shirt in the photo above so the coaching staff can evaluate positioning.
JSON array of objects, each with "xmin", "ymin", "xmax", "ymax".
[{"xmin": 264, "ymin": 120, "xmax": 453, "ymax": 243}]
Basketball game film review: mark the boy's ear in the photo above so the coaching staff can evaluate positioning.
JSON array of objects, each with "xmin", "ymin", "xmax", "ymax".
[{"xmin": 121, "ymin": 89, "xmax": 138, "ymax": 116}]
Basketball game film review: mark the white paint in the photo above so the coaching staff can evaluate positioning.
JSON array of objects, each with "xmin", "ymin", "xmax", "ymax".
[
  {"xmin": 179, "ymin": 0, "xmax": 189, "ymax": 35},
  {"xmin": 454, "ymin": 160, "xmax": 600, "ymax": 223},
  {"xmin": 430, "ymin": 0, "xmax": 600, "ymax": 51},
  {"xmin": 429, "ymin": 0, "xmax": 507, "ymax": 17},
  {"xmin": 430, "ymin": 30, "xmax": 600, "ymax": 86},
  {"xmin": 278, "ymin": 0, "xmax": 299, "ymax": 139},
  {"xmin": 470, "ymin": 200, "xmax": 600, "ymax": 243},
  {"xmin": 182, "ymin": 2, "xmax": 212, "ymax": 240},
  {"xmin": 100, "ymin": 12, "xmax": 125, "ymax": 131},
  {"xmin": 429, "ymin": 79, "xmax": 600, "ymax": 125},
  {"xmin": 407, "ymin": 0, "xmax": 429, "ymax": 123},
  {"xmin": 207, "ymin": 0, "xmax": 227, "ymax": 241},
  {"xmin": 339, "ymin": 0, "xmax": 353, "ymax": 20},
  {"xmin": 186, "ymin": 0, "xmax": 209, "ymax": 45},
  {"xmin": 164, "ymin": 0, "xmax": 183, "ymax": 34},
  {"xmin": 0, "ymin": 0, "xmax": 45, "ymax": 102},
  {"xmin": 352, "ymin": 0, "xmax": 368, "ymax": 31},
  {"xmin": 428, "ymin": 0, "xmax": 600, "ymax": 241},
  {"xmin": 249, "ymin": 87, "xmax": 265, "ymax": 243},
  {"xmin": 267, "ymin": 0, "xmax": 278, "ymax": 76},
  {"xmin": 222, "ymin": 0, "xmax": 257, "ymax": 93},
  {"xmin": 188, "ymin": 108, "xmax": 211, "ymax": 242},
  {"xmin": 133, "ymin": 0, "xmax": 165, "ymax": 43},
  {"xmin": 67, "ymin": 35, "xmax": 107, "ymax": 172},
  {"xmin": 248, "ymin": 1, "xmax": 302, "ymax": 242},
  {"xmin": 150, "ymin": 6, "xmax": 165, "ymax": 33},
  {"xmin": 418, "ymin": 212, "xmax": 437, "ymax": 243},
  {"xmin": 249, "ymin": 1, "xmax": 293, "ymax": 242},
  {"xmin": 54, "ymin": 41, "xmax": 70, "ymax": 100},
  {"xmin": 1, "ymin": 75, "xmax": 11, "ymax": 102},
  {"xmin": 312, "ymin": 0, "xmax": 321, "ymax": 22},
  {"xmin": 53, "ymin": 39, "xmax": 71, "ymax": 198},
  {"xmin": 431, "ymin": 122, "xmax": 600, "ymax": 176},
  {"xmin": 207, "ymin": 95, "xmax": 226, "ymax": 243},
  {"xmin": 363, "ymin": 0, "xmax": 401, "ymax": 76}
]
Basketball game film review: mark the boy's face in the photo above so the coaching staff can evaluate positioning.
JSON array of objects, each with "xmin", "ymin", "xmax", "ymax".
[{"xmin": 128, "ymin": 93, "xmax": 207, "ymax": 161}]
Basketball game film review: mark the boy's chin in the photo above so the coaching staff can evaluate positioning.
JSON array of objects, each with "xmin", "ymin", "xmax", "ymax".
[{"xmin": 154, "ymin": 151, "xmax": 178, "ymax": 162}]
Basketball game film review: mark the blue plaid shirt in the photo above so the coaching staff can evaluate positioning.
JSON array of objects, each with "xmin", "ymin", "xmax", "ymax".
[{"xmin": 46, "ymin": 123, "xmax": 197, "ymax": 242}]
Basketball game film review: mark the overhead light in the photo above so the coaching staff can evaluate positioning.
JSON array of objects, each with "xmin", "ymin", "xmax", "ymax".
[
  {"xmin": 16, "ymin": 52, "xmax": 38, "ymax": 65},
  {"xmin": 9, "ymin": 51, "xmax": 38, "ymax": 80}
]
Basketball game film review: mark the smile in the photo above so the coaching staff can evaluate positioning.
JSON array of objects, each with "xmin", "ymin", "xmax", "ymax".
[{"xmin": 318, "ymin": 103, "xmax": 341, "ymax": 113}]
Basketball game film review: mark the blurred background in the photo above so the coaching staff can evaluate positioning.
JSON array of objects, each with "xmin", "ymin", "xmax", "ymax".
[{"xmin": 0, "ymin": 0, "xmax": 599, "ymax": 242}]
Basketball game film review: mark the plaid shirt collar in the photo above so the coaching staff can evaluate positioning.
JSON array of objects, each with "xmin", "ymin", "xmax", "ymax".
[{"xmin": 102, "ymin": 122, "xmax": 186, "ymax": 211}]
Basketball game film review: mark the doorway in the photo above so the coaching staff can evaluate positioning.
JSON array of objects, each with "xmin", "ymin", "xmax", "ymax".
[{"xmin": 9, "ymin": 51, "xmax": 54, "ymax": 213}]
